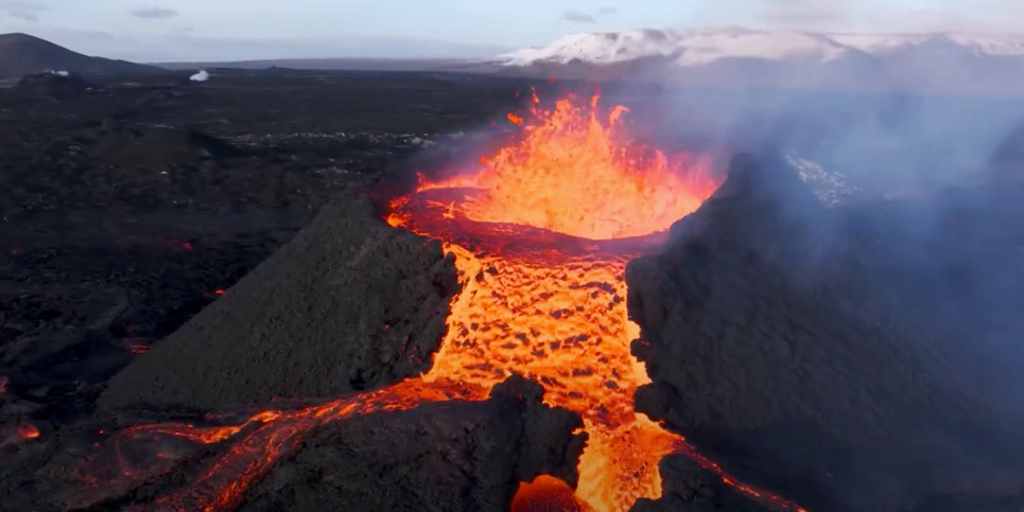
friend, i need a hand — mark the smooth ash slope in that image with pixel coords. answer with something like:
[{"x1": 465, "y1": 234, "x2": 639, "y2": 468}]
[{"x1": 98, "y1": 190, "x2": 458, "y2": 410}]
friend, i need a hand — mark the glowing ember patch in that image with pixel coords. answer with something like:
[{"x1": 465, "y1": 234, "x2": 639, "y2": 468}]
[
  {"x1": 122, "y1": 339, "x2": 151, "y2": 355},
  {"x1": 17, "y1": 424, "x2": 40, "y2": 439}
]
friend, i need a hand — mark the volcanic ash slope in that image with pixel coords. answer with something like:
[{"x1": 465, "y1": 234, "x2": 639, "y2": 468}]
[
  {"x1": 98, "y1": 190, "x2": 459, "y2": 411},
  {"x1": 626, "y1": 151, "x2": 1024, "y2": 512}
]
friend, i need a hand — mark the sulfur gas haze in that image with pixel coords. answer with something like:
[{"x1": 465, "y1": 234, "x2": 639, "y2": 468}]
[
  {"x1": 653, "y1": 62, "x2": 1024, "y2": 378},
  {"x1": 667, "y1": 89, "x2": 1024, "y2": 193},
  {"x1": 637, "y1": 59, "x2": 1024, "y2": 510}
]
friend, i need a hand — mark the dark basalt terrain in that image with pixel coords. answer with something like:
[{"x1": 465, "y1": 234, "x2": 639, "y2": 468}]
[
  {"x1": 0, "y1": 69, "x2": 590, "y2": 512},
  {"x1": 0, "y1": 69, "x2": 534, "y2": 425},
  {"x1": 627, "y1": 150, "x2": 1024, "y2": 512},
  {"x1": 3, "y1": 64, "x2": 1024, "y2": 512}
]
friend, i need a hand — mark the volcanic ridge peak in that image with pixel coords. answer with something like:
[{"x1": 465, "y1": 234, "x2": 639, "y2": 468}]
[
  {"x1": 627, "y1": 150, "x2": 1024, "y2": 511},
  {"x1": 664, "y1": 149, "x2": 822, "y2": 248}
]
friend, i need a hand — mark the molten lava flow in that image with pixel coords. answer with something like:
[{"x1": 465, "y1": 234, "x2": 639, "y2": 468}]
[
  {"x1": 397, "y1": 234, "x2": 681, "y2": 512},
  {"x1": 70, "y1": 380, "x2": 489, "y2": 511},
  {"x1": 74, "y1": 91, "x2": 806, "y2": 512},
  {"x1": 381, "y1": 91, "x2": 710, "y2": 510}
]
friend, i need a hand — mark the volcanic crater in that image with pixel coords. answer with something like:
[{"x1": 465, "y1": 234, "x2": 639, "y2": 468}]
[{"x1": 83, "y1": 90, "x2": 791, "y2": 512}]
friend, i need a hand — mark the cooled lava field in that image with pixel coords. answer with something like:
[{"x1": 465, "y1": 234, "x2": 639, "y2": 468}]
[{"x1": 3, "y1": 69, "x2": 1024, "y2": 512}]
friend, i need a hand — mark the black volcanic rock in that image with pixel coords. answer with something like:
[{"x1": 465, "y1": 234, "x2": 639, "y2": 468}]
[
  {"x1": 14, "y1": 71, "x2": 92, "y2": 98},
  {"x1": 0, "y1": 33, "x2": 162, "y2": 78},
  {"x1": 89, "y1": 126, "x2": 243, "y2": 166},
  {"x1": 96, "y1": 189, "x2": 459, "y2": 411},
  {"x1": 627, "y1": 151, "x2": 1024, "y2": 512},
  {"x1": 630, "y1": 455, "x2": 779, "y2": 512},
  {"x1": 237, "y1": 376, "x2": 586, "y2": 512}
]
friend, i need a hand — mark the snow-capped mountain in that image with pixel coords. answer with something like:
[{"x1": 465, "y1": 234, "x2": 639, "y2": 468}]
[
  {"x1": 831, "y1": 32, "x2": 1024, "y2": 56},
  {"x1": 502, "y1": 27, "x2": 862, "y2": 66},
  {"x1": 494, "y1": 28, "x2": 1024, "y2": 95},
  {"x1": 501, "y1": 27, "x2": 1024, "y2": 66}
]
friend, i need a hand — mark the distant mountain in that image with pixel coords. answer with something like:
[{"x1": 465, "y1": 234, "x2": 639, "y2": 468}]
[
  {"x1": 0, "y1": 33, "x2": 163, "y2": 78},
  {"x1": 154, "y1": 58, "x2": 473, "y2": 72},
  {"x1": 491, "y1": 28, "x2": 1024, "y2": 96}
]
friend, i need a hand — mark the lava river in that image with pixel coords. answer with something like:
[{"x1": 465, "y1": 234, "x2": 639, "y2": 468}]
[{"x1": 70, "y1": 91, "x2": 807, "y2": 512}]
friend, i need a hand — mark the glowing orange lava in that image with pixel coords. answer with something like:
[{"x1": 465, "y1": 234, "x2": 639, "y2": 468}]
[
  {"x1": 72, "y1": 91, "x2": 806, "y2": 512},
  {"x1": 385, "y1": 91, "x2": 717, "y2": 512},
  {"x1": 392, "y1": 92, "x2": 717, "y2": 240}
]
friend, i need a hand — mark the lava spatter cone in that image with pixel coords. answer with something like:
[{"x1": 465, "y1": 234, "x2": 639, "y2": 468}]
[{"x1": 80, "y1": 91, "x2": 806, "y2": 512}]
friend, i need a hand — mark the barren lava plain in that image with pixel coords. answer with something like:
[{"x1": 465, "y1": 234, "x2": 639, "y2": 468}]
[{"x1": 2, "y1": 69, "x2": 1024, "y2": 512}]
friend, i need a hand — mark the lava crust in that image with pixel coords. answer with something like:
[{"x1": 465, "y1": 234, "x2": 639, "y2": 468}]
[
  {"x1": 97, "y1": 190, "x2": 459, "y2": 411},
  {"x1": 1, "y1": 376, "x2": 585, "y2": 512},
  {"x1": 235, "y1": 376, "x2": 586, "y2": 512},
  {"x1": 630, "y1": 455, "x2": 787, "y2": 512}
]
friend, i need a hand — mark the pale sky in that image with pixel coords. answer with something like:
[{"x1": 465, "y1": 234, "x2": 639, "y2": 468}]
[{"x1": 0, "y1": 0, "x2": 1017, "y2": 62}]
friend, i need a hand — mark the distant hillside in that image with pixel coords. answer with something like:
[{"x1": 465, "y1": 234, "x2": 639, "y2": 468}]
[
  {"x1": 0, "y1": 33, "x2": 164, "y2": 78},
  {"x1": 154, "y1": 58, "x2": 479, "y2": 72}
]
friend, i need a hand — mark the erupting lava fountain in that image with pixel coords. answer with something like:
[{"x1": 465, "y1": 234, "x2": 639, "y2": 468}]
[
  {"x1": 388, "y1": 90, "x2": 718, "y2": 511},
  {"x1": 74, "y1": 90, "x2": 809, "y2": 512}
]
